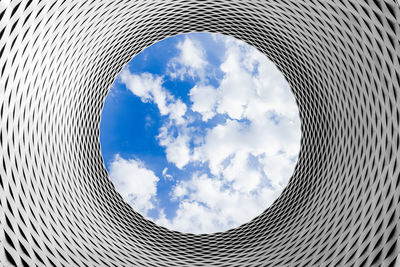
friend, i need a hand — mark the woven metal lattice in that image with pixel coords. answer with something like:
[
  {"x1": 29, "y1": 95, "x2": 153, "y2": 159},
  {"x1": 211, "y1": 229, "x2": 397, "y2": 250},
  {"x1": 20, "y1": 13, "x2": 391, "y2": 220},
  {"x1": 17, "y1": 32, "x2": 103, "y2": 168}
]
[{"x1": 1, "y1": 1, "x2": 400, "y2": 266}]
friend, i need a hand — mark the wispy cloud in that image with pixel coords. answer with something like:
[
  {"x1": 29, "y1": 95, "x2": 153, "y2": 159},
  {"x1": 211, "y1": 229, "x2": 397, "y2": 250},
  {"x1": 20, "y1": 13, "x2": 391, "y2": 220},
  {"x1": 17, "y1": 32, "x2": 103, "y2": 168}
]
[
  {"x1": 108, "y1": 155, "x2": 159, "y2": 216},
  {"x1": 189, "y1": 84, "x2": 218, "y2": 121},
  {"x1": 167, "y1": 37, "x2": 208, "y2": 80},
  {"x1": 119, "y1": 71, "x2": 187, "y2": 124},
  {"x1": 156, "y1": 173, "x2": 281, "y2": 234},
  {"x1": 112, "y1": 33, "x2": 300, "y2": 234},
  {"x1": 157, "y1": 35, "x2": 300, "y2": 233}
]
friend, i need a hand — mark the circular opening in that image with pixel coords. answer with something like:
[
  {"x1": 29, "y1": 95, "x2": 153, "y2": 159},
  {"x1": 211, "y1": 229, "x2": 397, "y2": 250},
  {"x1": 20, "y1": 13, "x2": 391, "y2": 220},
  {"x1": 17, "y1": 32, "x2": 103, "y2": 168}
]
[{"x1": 100, "y1": 32, "x2": 301, "y2": 234}]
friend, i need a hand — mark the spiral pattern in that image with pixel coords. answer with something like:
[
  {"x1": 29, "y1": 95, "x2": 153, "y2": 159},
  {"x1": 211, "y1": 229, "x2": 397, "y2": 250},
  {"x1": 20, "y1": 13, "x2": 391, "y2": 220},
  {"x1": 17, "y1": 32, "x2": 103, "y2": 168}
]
[{"x1": 1, "y1": 1, "x2": 399, "y2": 266}]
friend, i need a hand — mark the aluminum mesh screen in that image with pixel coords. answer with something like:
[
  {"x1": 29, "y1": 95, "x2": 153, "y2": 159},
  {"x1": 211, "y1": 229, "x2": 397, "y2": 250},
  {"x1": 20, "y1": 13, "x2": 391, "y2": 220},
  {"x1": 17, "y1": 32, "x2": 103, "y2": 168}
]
[{"x1": 1, "y1": 0, "x2": 400, "y2": 266}]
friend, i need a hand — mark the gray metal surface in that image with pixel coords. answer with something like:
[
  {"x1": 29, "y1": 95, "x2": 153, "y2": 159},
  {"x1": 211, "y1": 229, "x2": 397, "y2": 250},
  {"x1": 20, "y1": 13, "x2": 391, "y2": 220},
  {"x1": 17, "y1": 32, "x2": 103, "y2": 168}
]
[{"x1": 0, "y1": 0, "x2": 399, "y2": 266}]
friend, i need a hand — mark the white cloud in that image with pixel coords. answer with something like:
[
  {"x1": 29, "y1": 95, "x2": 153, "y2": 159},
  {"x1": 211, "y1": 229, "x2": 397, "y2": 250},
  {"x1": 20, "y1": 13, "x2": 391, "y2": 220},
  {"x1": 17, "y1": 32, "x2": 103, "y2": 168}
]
[
  {"x1": 108, "y1": 155, "x2": 159, "y2": 216},
  {"x1": 155, "y1": 35, "x2": 301, "y2": 233},
  {"x1": 166, "y1": 99, "x2": 187, "y2": 124},
  {"x1": 177, "y1": 37, "x2": 207, "y2": 69},
  {"x1": 167, "y1": 37, "x2": 207, "y2": 80},
  {"x1": 118, "y1": 70, "x2": 192, "y2": 168},
  {"x1": 156, "y1": 173, "x2": 281, "y2": 234},
  {"x1": 119, "y1": 70, "x2": 187, "y2": 124},
  {"x1": 260, "y1": 153, "x2": 298, "y2": 190},
  {"x1": 192, "y1": 36, "x2": 301, "y2": 179},
  {"x1": 216, "y1": 43, "x2": 257, "y2": 120},
  {"x1": 162, "y1": 167, "x2": 173, "y2": 181},
  {"x1": 157, "y1": 200, "x2": 222, "y2": 234},
  {"x1": 119, "y1": 71, "x2": 161, "y2": 104},
  {"x1": 189, "y1": 85, "x2": 218, "y2": 121},
  {"x1": 114, "y1": 34, "x2": 301, "y2": 234},
  {"x1": 157, "y1": 126, "x2": 192, "y2": 169}
]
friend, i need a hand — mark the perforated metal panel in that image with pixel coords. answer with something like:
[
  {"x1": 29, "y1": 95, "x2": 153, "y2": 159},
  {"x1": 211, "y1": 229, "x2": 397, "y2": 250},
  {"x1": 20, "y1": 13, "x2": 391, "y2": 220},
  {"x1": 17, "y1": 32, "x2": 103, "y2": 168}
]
[{"x1": 1, "y1": 1, "x2": 400, "y2": 266}]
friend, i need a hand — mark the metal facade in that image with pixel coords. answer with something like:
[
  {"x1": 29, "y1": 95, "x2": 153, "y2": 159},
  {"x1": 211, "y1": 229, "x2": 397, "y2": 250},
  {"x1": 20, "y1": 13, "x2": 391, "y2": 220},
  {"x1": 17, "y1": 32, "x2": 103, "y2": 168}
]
[{"x1": 0, "y1": 1, "x2": 399, "y2": 266}]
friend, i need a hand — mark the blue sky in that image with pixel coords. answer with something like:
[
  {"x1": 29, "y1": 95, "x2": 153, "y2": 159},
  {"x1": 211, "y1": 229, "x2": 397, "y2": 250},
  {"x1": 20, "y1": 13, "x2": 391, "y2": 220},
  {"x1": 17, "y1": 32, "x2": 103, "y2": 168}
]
[{"x1": 100, "y1": 33, "x2": 301, "y2": 234}]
